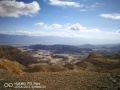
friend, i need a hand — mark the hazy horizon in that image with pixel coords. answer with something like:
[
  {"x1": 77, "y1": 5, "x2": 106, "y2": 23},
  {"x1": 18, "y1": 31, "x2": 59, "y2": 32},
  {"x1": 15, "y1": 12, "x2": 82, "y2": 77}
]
[{"x1": 0, "y1": 33, "x2": 120, "y2": 46}]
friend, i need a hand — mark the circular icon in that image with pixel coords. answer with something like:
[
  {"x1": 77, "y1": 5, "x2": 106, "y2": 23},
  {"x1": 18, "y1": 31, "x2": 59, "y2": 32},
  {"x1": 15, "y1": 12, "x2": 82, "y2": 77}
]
[{"x1": 4, "y1": 83, "x2": 13, "y2": 87}]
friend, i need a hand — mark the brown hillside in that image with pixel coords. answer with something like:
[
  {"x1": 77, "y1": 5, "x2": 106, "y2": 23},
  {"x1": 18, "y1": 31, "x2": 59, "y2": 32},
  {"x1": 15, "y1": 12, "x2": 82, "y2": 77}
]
[
  {"x1": 0, "y1": 46, "x2": 37, "y2": 66},
  {"x1": 0, "y1": 59, "x2": 25, "y2": 75},
  {"x1": 76, "y1": 52, "x2": 120, "y2": 74},
  {"x1": 23, "y1": 63, "x2": 67, "y2": 73}
]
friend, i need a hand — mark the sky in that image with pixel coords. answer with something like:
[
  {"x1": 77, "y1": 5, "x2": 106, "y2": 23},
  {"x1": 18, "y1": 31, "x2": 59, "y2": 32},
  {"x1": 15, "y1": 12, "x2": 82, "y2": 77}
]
[{"x1": 0, "y1": 0, "x2": 120, "y2": 44}]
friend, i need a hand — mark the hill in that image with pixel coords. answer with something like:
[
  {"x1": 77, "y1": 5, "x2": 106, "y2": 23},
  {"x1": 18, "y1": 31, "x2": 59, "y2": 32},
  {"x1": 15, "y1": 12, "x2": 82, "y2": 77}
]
[
  {"x1": 23, "y1": 63, "x2": 67, "y2": 73},
  {"x1": 0, "y1": 59, "x2": 25, "y2": 75},
  {"x1": 79, "y1": 44, "x2": 96, "y2": 49},
  {"x1": 0, "y1": 45, "x2": 37, "y2": 66},
  {"x1": 0, "y1": 58, "x2": 67, "y2": 74},
  {"x1": 76, "y1": 52, "x2": 120, "y2": 74}
]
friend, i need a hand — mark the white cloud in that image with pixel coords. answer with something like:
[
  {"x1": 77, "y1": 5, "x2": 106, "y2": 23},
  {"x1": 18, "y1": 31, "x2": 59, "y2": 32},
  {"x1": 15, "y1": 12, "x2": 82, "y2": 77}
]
[
  {"x1": 90, "y1": 3, "x2": 101, "y2": 8},
  {"x1": 0, "y1": 30, "x2": 72, "y2": 37},
  {"x1": 0, "y1": 1, "x2": 40, "y2": 17},
  {"x1": 1, "y1": 29, "x2": 119, "y2": 41},
  {"x1": 88, "y1": 28, "x2": 100, "y2": 32},
  {"x1": 66, "y1": 23, "x2": 101, "y2": 33},
  {"x1": 35, "y1": 22, "x2": 101, "y2": 33},
  {"x1": 35, "y1": 22, "x2": 45, "y2": 26},
  {"x1": 100, "y1": 14, "x2": 120, "y2": 20},
  {"x1": 35, "y1": 22, "x2": 62, "y2": 29},
  {"x1": 48, "y1": 0, "x2": 83, "y2": 8},
  {"x1": 116, "y1": 30, "x2": 120, "y2": 33},
  {"x1": 80, "y1": 2, "x2": 104, "y2": 12},
  {"x1": 50, "y1": 24, "x2": 62, "y2": 28},
  {"x1": 67, "y1": 23, "x2": 86, "y2": 31},
  {"x1": 0, "y1": 30, "x2": 45, "y2": 36},
  {"x1": 80, "y1": 2, "x2": 103, "y2": 12}
]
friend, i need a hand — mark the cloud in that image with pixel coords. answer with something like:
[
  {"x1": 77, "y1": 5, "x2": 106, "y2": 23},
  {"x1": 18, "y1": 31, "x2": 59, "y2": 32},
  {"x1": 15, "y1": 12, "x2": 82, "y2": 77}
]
[
  {"x1": 48, "y1": 0, "x2": 83, "y2": 8},
  {"x1": 100, "y1": 14, "x2": 120, "y2": 20},
  {"x1": 0, "y1": 30, "x2": 45, "y2": 36},
  {"x1": 50, "y1": 24, "x2": 62, "y2": 28},
  {"x1": 35, "y1": 22, "x2": 100, "y2": 33},
  {"x1": 1, "y1": 29, "x2": 119, "y2": 41},
  {"x1": 66, "y1": 23, "x2": 101, "y2": 33},
  {"x1": 80, "y1": 9, "x2": 87, "y2": 12},
  {"x1": 116, "y1": 30, "x2": 120, "y2": 33},
  {"x1": 67, "y1": 23, "x2": 86, "y2": 31},
  {"x1": 0, "y1": 30, "x2": 72, "y2": 37},
  {"x1": 90, "y1": 3, "x2": 101, "y2": 8},
  {"x1": 80, "y1": 2, "x2": 102, "y2": 12},
  {"x1": 88, "y1": 29, "x2": 100, "y2": 32},
  {"x1": 35, "y1": 22, "x2": 62, "y2": 29},
  {"x1": 0, "y1": 0, "x2": 40, "y2": 17},
  {"x1": 35, "y1": 22, "x2": 45, "y2": 26}
]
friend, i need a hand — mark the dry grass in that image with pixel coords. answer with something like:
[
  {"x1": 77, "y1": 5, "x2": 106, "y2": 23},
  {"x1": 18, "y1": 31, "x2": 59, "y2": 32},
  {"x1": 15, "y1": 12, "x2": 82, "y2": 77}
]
[
  {"x1": 0, "y1": 59, "x2": 25, "y2": 75},
  {"x1": 23, "y1": 63, "x2": 67, "y2": 73}
]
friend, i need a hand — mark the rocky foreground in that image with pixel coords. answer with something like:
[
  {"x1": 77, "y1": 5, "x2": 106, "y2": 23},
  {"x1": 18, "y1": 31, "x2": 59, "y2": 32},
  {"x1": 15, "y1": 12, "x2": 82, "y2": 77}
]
[{"x1": 0, "y1": 69, "x2": 120, "y2": 90}]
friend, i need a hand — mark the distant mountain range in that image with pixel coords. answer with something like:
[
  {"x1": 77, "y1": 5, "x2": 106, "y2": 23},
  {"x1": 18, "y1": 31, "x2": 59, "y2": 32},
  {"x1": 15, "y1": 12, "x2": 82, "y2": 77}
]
[
  {"x1": 79, "y1": 44, "x2": 120, "y2": 49},
  {"x1": 79, "y1": 44, "x2": 120, "y2": 54},
  {"x1": 28, "y1": 44, "x2": 93, "y2": 53},
  {"x1": 0, "y1": 33, "x2": 120, "y2": 54}
]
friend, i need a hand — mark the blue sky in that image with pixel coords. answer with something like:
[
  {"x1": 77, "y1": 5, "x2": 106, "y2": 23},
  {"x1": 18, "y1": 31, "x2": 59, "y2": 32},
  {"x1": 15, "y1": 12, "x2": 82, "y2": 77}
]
[{"x1": 0, "y1": 0, "x2": 120, "y2": 44}]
